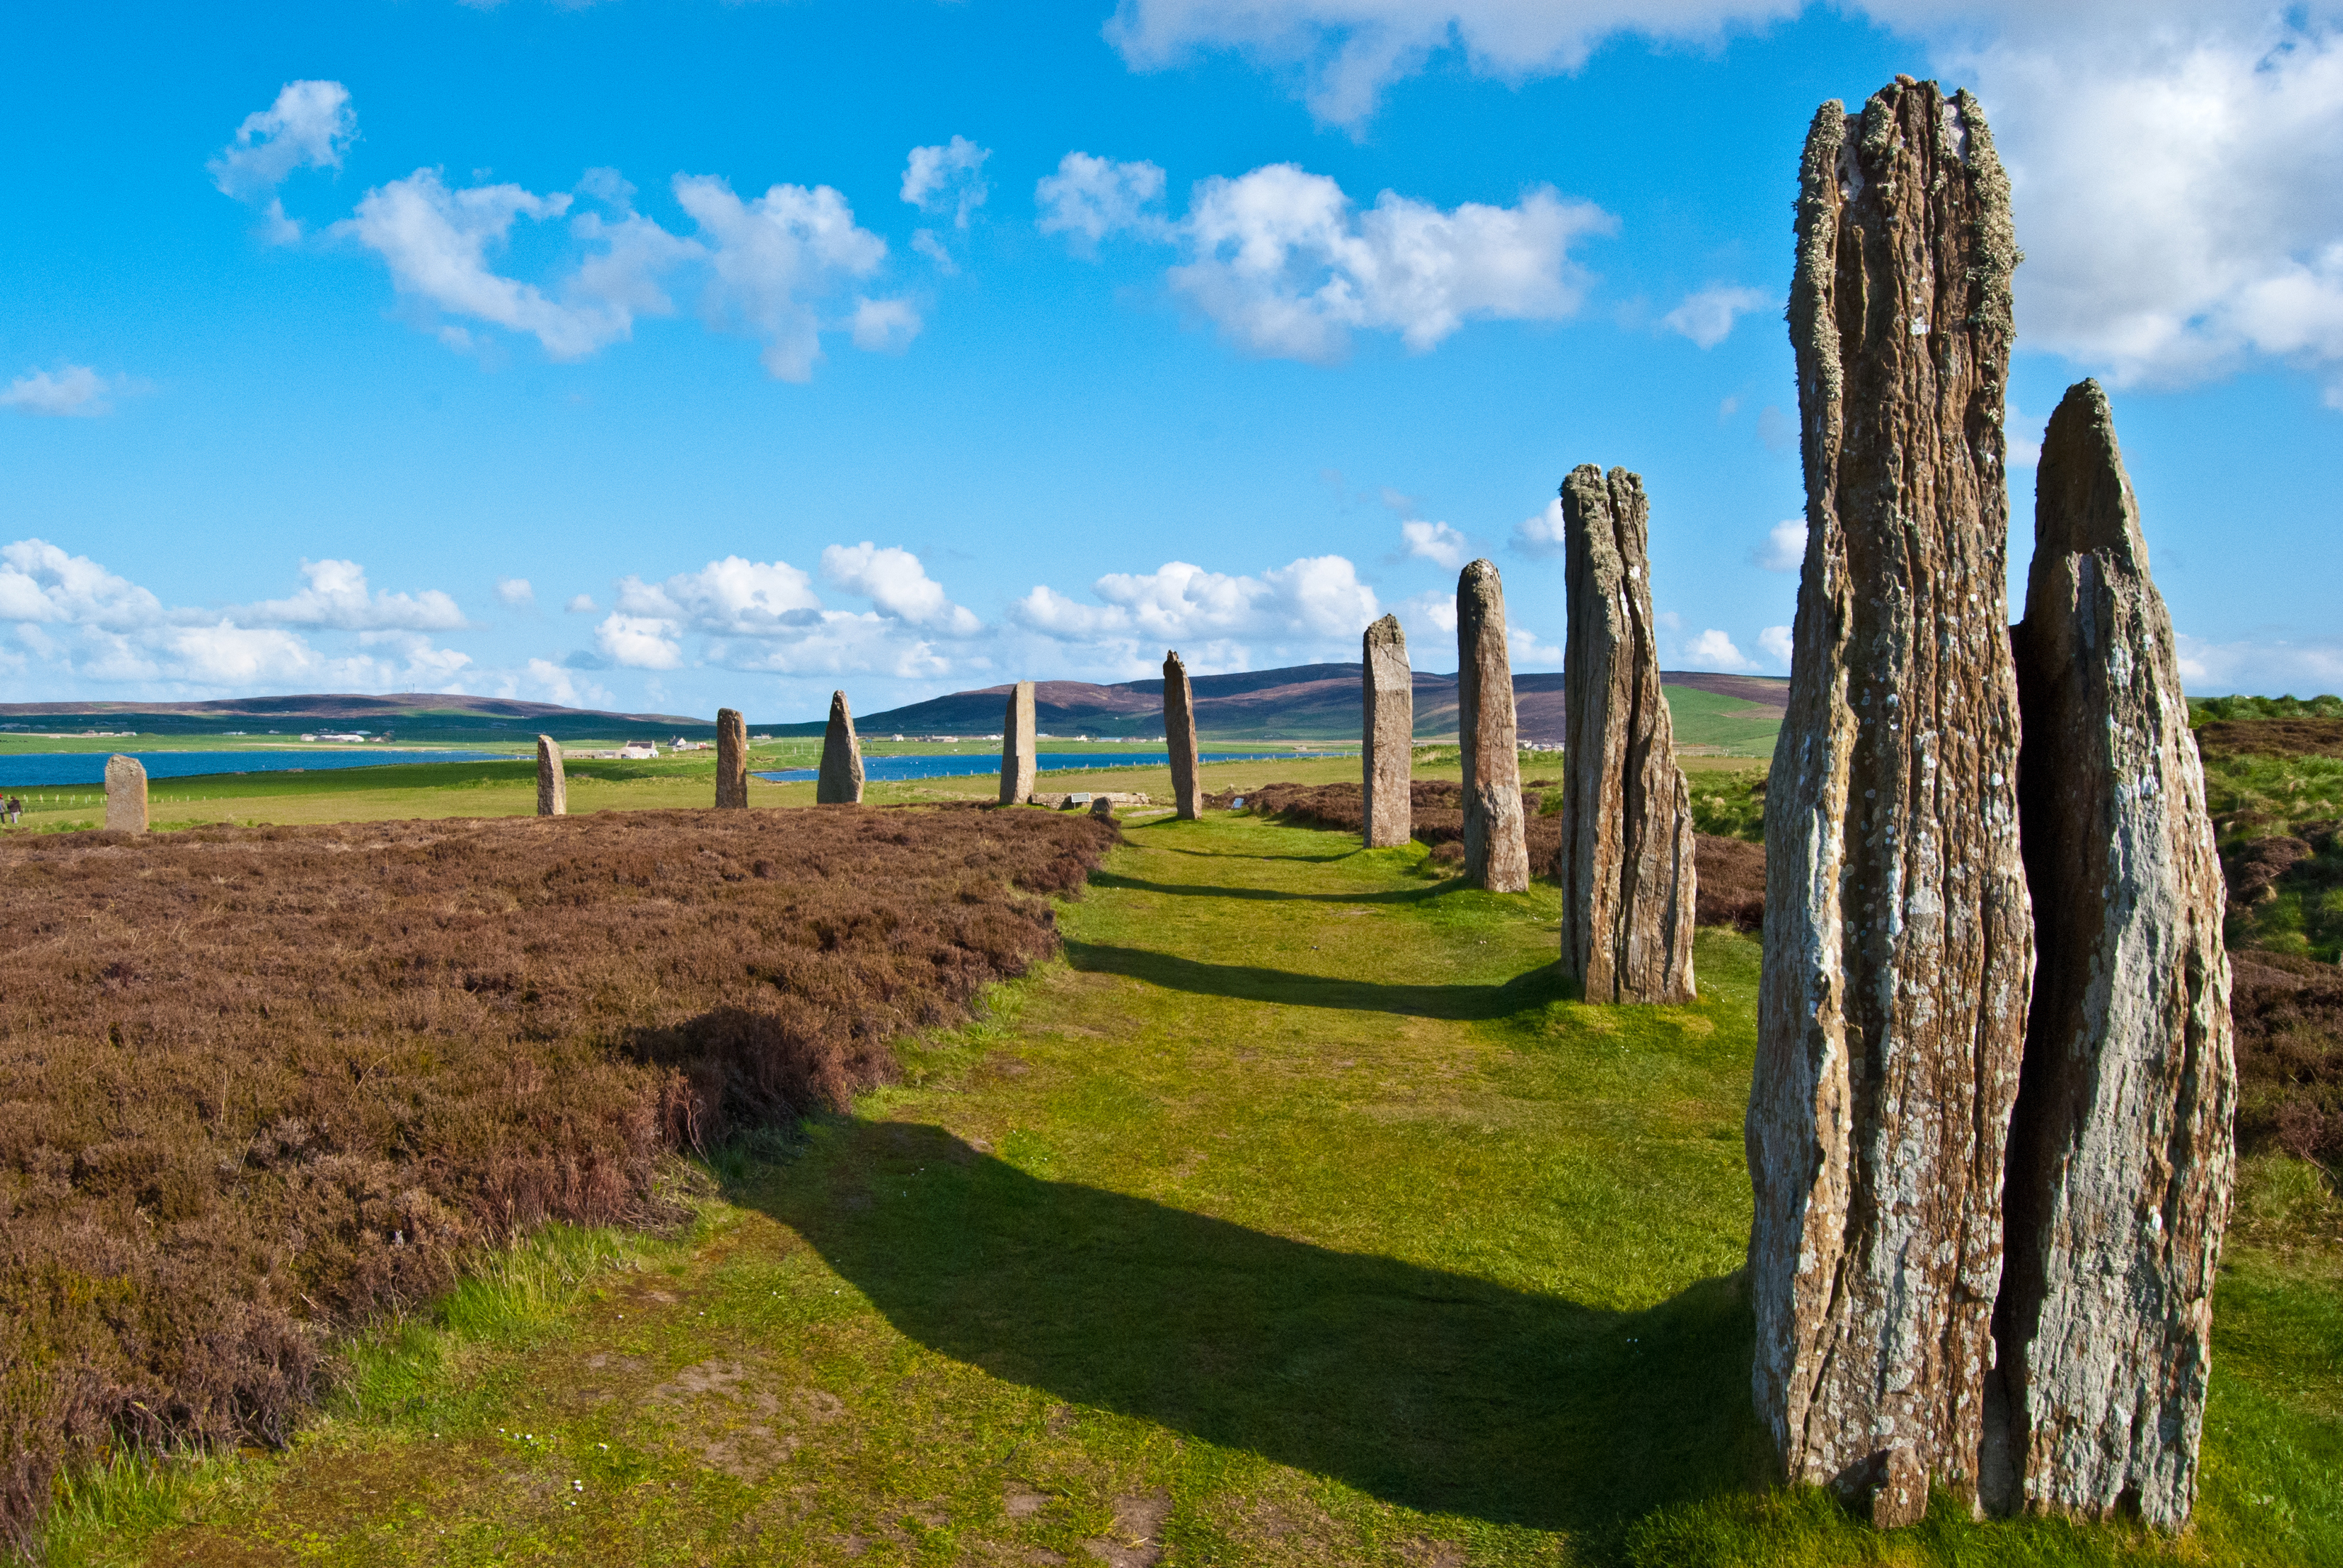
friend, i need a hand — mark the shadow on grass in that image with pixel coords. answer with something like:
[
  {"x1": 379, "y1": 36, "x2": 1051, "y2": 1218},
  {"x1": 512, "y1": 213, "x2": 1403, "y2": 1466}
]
[
  {"x1": 1064, "y1": 939, "x2": 1574, "y2": 1019},
  {"x1": 754, "y1": 1121, "x2": 1764, "y2": 1540},
  {"x1": 1085, "y1": 870, "x2": 1454, "y2": 906}
]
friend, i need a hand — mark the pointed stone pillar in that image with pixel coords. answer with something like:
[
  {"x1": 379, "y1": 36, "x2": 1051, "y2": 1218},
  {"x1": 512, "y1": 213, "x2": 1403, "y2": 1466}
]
[
  {"x1": 1557, "y1": 465, "x2": 1697, "y2": 1004},
  {"x1": 1362, "y1": 615, "x2": 1413, "y2": 849},
  {"x1": 1456, "y1": 560, "x2": 1528, "y2": 892},
  {"x1": 1001, "y1": 682, "x2": 1037, "y2": 805},
  {"x1": 715, "y1": 709, "x2": 749, "y2": 808},
  {"x1": 1994, "y1": 380, "x2": 2235, "y2": 1530},
  {"x1": 1164, "y1": 651, "x2": 1201, "y2": 820},
  {"x1": 816, "y1": 691, "x2": 864, "y2": 804},
  {"x1": 103, "y1": 754, "x2": 147, "y2": 833},
  {"x1": 1748, "y1": 79, "x2": 2031, "y2": 1526},
  {"x1": 535, "y1": 735, "x2": 567, "y2": 817}
]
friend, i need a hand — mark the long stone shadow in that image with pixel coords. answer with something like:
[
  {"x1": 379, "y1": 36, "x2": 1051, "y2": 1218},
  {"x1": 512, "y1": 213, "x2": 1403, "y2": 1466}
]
[
  {"x1": 1085, "y1": 870, "x2": 1453, "y2": 906},
  {"x1": 1064, "y1": 939, "x2": 1573, "y2": 1019},
  {"x1": 756, "y1": 1122, "x2": 1761, "y2": 1537}
]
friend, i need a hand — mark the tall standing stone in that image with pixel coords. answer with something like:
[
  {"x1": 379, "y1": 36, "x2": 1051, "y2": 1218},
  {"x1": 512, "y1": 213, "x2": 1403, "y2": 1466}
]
[
  {"x1": 103, "y1": 754, "x2": 147, "y2": 833},
  {"x1": 1361, "y1": 615, "x2": 1413, "y2": 849},
  {"x1": 1163, "y1": 651, "x2": 1201, "y2": 820},
  {"x1": 1557, "y1": 465, "x2": 1697, "y2": 1004},
  {"x1": 817, "y1": 691, "x2": 864, "y2": 805},
  {"x1": 1456, "y1": 560, "x2": 1528, "y2": 892},
  {"x1": 535, "y1": 735, "x2": 567, "y2": 817},
  {"x1": 1748, "y1": 79, "x2": 2030, "y2": 1525},
  {"x1": 1993, "y1": 380, "x2": 2235, "y2": 1530},
  {"x1": 1001, "y1": 682, "x2": 1037, "y2": 805},
  {"x1": 715, "y1": 709, "x2": 749, "y2": 809}
]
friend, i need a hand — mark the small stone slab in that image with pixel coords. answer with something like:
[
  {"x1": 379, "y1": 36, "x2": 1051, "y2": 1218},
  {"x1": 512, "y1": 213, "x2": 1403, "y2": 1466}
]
[
  {"x1": 715, "y1": 708, "x2": 748, "y2": 809},
  {"x1": 1001, "y1": 682, "x2": 1037, "y2": 805},
  {"x1": 1163, "y1": 651, "x2": 1202, "y2": 820},
  {"x1": 1456, "y1": 560, "x2": 1527, "y2": 891},
  {"x1": 816, "y1": 692, "x2": 864, "y2": 805},
  {"x1": 536, "y1": 734, "x2": 567, "y2": 817},
  {"x1": 1362, "y1": 613, "x2": 1412, "y2": 849},
  {"x1": 104, "y1": 754, "x2": 147, "y2": 833}
]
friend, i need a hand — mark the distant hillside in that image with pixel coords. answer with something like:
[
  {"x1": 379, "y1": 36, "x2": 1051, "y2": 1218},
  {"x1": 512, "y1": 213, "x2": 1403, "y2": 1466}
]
[{"x1": 0, "y1": 693, "x2": 709, "y2": 744}]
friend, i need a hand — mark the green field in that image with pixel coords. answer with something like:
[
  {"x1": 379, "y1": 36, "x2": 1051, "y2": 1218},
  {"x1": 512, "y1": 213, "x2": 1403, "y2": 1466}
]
[
  {"x1": 1658, "y1": 689, "x2": 1783, "y2": 757},
  {"x1": 40, "y1": 784, "x2": 2342, "y2": 1566}
]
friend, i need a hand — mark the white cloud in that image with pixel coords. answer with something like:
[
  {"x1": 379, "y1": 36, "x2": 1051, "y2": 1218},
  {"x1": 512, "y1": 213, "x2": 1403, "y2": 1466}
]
[
  {"x1": 1661, "y1": 283, "x2": 1773, "y2": 348},
  {"x1": 1683, "y1": 627, "x2": 1757, "y2": 671},
  {"x1": 1400, "y1": 518, "x2": 1468, "y2": 569},
  {"x1": 820, "y1": 543, "x2": 979, "y2": 633},
  {"x1": 494, "y1": 576, "x2": 534, "y2": 605},
  {"x1": 210, "y1": 79, "x2": 355, "y2": 241},
  {"x1": 241, "y1": 558, "x2": 465, "y2": 631},
  {"x1": 1514, "y1": 494, "x2": 1567, "y2": 557},
  {"x1": 618, "y1": 556, "x2": 824, "y2": 635},
  {"x1": 1753, "y1": 518, "x2": 1805, "y2": 572},
  {"x1": 0, "y1": 540, "x2": 167, "y2": 629},
  {"x1": 498, "y1": 656, "x2": 608, "y2": 709},
  {"x1": 1011, "y1": 554, "x2": 1380, "y2": 671},
  {"x1": 1, "y1": 364, "x2": 123, "y2": 418},
  {"x1": 1036, "y1": 153, "x2": 1170, "y2": 252},
  {"x1": 674, "y1": 174, "x2": 891, "y2": 380},
  {"x1": 849, "y1": 296, "x2": 924, "y2": 353},
  {"x1": 901, "y1": 136, "x2": 991, "y2": 228},
  {"x1": 2172, "y1": 629, "x2": 2343, "y2": 694},
  {"x1": 595, "y1": 612, "x2": 683, "y2": 670},
  {"x1": 1758, "y1": 624, "x2": 1794, "y2": 668}
]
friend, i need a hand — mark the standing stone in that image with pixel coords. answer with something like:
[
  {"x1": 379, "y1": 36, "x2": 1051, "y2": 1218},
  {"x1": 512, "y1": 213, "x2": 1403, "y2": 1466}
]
[
  {"x1": 1557, "y1": 465, "x2": 1698, "y2": 1004},
  {"x1": 816, "y1": 691, "x2": 864, "y2": 805},
  {"x1": 1001, "y1": 682, "x2": 1037, "y2": 805},
  {"x1": 1163, "y1": 651, "x2": 1201, "y2": 820},
  {"x1": 1456, "y1": 560, "x2": 1528, "y2": 892},
  {"x1": 1994, "y1": 380, "x2": 2235, "y2": 1530},
  {"x1": 715, "y1": 709, "x2": 749, "y2": 809},
  {"x1": 535, "y1": 735, "x2": 567, "y2": 817},
  {"x1": 1748, "y1": 79, "x2": 2030, "y2": 1526},
  {"x1": 103, "y1": 754, "x2": 147, "y2": 833},
  {"x1": 1361, "y1": 615, "x2": 1412, "y2": 849}
]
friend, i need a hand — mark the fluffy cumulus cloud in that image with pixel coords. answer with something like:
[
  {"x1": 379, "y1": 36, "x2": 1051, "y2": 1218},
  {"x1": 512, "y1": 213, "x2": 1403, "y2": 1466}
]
[
  {"x1": 1661, "y1": 283, "x2": 1774, "y2": 348},
  {"x1": 1, "y1": 364, "x2": 128, "y2": 418},
  {"x1": 209, "y1": 78, "x2": 356, "y2": 241},
  {"x1": 820, "y1": 544, "x2": 980, "y2": 634},
  {"x1": 901, "y1": 136, "x2": 992, "y2": 228},
  {"x1": 674, "y1": 175, "x2": 900, "y2": 380},
  {"x1": 1683, "y1": 626, "x2": 1757, "y2": 671},
  {"x1": 1752, "y1": 518, "x2": 1805, "y2": 572},
  {"x1": 1036, "y1": 153, "x2": 1171, "y2": 250},
  {"x1": 1011, "y1": 555, "x2": 1381, "y2": 672},
  {"x1": 1758, "y1": 624, "x2": 1795, "y2": 668},
  {"x1": 1513, "y1": 495, "x2": 1567, "y2": 557},
  {"x1": 1399, "y1": 518, "x2": 1468, "y2": 569},
  {"x1": 0, "y1": 539, "x2": 470, "y2": 695},
  {"x1": 494, "y1": 576, "x2": 534, "y2": 605}
]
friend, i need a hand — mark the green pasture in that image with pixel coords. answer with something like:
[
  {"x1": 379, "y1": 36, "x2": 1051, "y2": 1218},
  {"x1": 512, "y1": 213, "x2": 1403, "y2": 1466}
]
[
  {"x1": 1657, "y1": 689, "x2": 1782, "y2": 757},
  {"x1": 46, "y1": 805, "x2": 2341, "y2": 1567}
]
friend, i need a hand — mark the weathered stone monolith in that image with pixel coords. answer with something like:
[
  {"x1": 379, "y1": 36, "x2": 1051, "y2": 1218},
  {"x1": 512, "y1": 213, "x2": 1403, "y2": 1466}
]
[
  {"x1": 103, "y1": 754, "x2": 147, "y2": 833},
  {"x1": 1362, "y1": 615, "x2": 1412, "y2": 849},
  {"x1": 1748, "y1": 78, "x2": 2031, "y2": 1527},
  {"x1": 1992, "y1": 380, "x2": 2235, "y2": 1530},
  {"x1": 1164, "y1": 651, "x2": 1201, "y2": 820},
  {"x1": 1557, "y1": 465, "x2": 1697, "y2": 1004},
  {"x1": 535, "y1": 734, "x2": 567, "y2": 817},
  {"x1": 1456, "y1": 560, "x2": 1528, "y2": 892},
  {"x1": 817, "y1": 691, "x2": 863, "y2": 804},
  {"x1": 1001, "y1": 682, "x2": 1037, "y2": 805},
  {"x1": 715, "y1": 709, "x2": 749, "y2": 809}
]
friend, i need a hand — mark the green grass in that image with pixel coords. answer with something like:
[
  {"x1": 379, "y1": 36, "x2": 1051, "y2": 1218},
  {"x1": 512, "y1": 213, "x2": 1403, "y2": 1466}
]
[
  {"x1": 38, "y1": 811, "x2": 2343, "y2": 1565},
  {"x1": 1660, "y1": 690, "x2": 1782, "y2": 758}
]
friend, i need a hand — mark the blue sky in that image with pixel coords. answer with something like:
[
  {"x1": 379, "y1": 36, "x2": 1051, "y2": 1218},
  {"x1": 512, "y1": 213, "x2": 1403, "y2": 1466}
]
[{"x1": 5, "y1": 1, "x2": 2341, "y2": 722}]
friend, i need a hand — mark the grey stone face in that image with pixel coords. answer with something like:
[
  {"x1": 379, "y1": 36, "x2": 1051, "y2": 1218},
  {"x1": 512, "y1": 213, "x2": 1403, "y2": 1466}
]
[
  {"x1": 536, "y1": 735, "x2": 568, "y2": 817},
  {"x1": 103, "y1": 754, "x2": 148, "y2": 834},
  {"x1": 1361, "y1": 615, "x2": 1413, "y2": 849},
  {"x1": 1163, "y1": 652, "x2": 1201, "y2": 820},
  {"x1": 1001, "y1": 682, "x2": 1038, "y2": 805},
  {"x1": 817, "y1": 691, "x2": 865, "y2": 805},
  {"x1": 1557, "y1": 465, "x2": 1697, "y2": 1004},
  {"x1": 715, "y1": 709, "x2": 749, "y2": 809},
  {"x1": 1456, "y1": 560, "x2": 1528, "y2": 891},
  {"x1": 1749, "y1": 79, "x2": 2031, "y2": 1524},
  {"x1": 1994, "y1": 380, "x2": 2235, "y2": 1531}
]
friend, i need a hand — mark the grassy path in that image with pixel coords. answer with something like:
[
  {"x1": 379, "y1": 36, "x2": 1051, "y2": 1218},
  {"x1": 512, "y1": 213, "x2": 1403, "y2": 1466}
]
[{"x1": 60, "y1": 813, "x2": 2342, "y2": 1565}]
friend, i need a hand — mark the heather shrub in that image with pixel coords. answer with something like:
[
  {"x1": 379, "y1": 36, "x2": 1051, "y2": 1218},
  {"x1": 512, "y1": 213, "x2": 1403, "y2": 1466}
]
[{"x1": 0, "y1": 804, "x2": 1112, "y2": 1551}]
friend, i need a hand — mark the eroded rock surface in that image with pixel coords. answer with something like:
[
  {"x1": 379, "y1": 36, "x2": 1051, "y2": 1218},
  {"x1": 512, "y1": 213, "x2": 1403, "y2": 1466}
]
[
  {"x1": 1165, "y1": 651, "x2": 1202, "y2": 821},
  {"x1": 536, "y1": 734, "x2": 567, "y2": 817},
  {"x1": 1995, "y1": 380, "x2": 2235, "y2": 1530},
  {"x1": 1748, "y1": 78, "x2": 2031, "y2": 1522},
  {"x1": 1557, "y1": 465, "x2": 1697, "y2": 1004},
  {"x1": 1456, "y1": 560, "x2": 1528, "y2": 892},
  {"x1": 1362, "y1": 614, "x2": 1413, "y2": 849},
  {"x1": 103, "y1": 753, "x2": 147, "y2": 834},
  {"x1": 716, "y1": 708, "x2": 748, "y2": 809},
  {"x1": 1001, "y1": 681, "x2": 1037, "y2": 805},
  {"x1": 817, "y1": 691, "x2": 865, "y2": 805}
]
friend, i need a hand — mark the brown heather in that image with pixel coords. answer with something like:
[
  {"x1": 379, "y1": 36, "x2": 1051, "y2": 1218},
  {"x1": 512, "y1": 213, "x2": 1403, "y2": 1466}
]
[{"x1": 0, "y1": 804, "x2": 1112, "y2": 1548}]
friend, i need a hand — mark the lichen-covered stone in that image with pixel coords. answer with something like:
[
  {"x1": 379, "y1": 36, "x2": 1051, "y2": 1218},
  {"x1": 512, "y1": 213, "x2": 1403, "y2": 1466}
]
[
  {"x1": 1001, "y1": 682, "x2": 1038, "y2": 805},
  {"x1": 1362, "y1": 615, "x2": 1413, "y2": 849},
  {"x1": 1456, "y1": 560, "x2": 1527, "y2": 892},
  {"x1": 103, "y1": 754, "x2": 147, "y2": 834},
  {"x1": 1557, "y1": 465, "x2": 1697, "y2": 1004},
  {"x1": 1748, "y1": 78, "x2": 2031, "y2": 1522},
  {"x1": 817, "y1": 691, "x2": 864, "y2": 805},
  {"x1": 1994, "y1": 380, "x2": 2235, "y2": 1530},
  {"x1": 1164, "y1": 652, "x2": 1201, "y2": 821},
  {"x1": 715, "y1": 708, "x2": 748, "y2": 809},
  {"x1": 536, "y1": 734, "x2": 567, "y2": 817}
]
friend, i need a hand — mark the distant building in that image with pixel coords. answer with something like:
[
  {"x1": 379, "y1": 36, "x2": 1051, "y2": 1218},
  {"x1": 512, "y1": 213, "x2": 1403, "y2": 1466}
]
[{"x1": 619, "y1": 740, "x2": 659, "y2": 759}]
